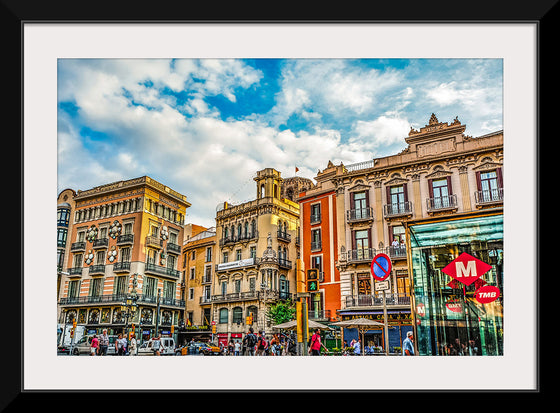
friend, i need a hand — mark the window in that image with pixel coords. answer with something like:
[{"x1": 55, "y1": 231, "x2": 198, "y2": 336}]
[
  {"x1": 190, "y1": 267, "x2": 195, "y2": 280},
  {"x1": 221, "y1": 281, "x2": 227, "y2": 296},
  {"x1": 249, "y1": 277, "x2": 256, "y2": 292},
  {"x1": 89, "y1": 278, "x2": 103, "y2": 297},
  {"x1": 120, "y1": 247, "x2": 130, "y2": 262},
  {"x1": 429, "y1": 177, "x2": 452, "y2": 209},
  {"x1": 311, "y1": 229, "x2": 321, "y2": 251},
  {"x1": 386, "y1": 184, "x2": 408, "y2": 215},
  {"x1": 163, "y1": 280, "x2": 175, "y2": 299},
  {"x1": 68, "y1": 280, "x2": 79, "y2": 298},
  {"x1": 311, "y1": 255, "x2": 323, "y2": 281},
  {"x1": 57, "y1": 228, "x2": 68, "y2": 248},
  {"x1": 351, "y1": 191, "x2": 369, "y2": 219},
  {"x1": 114, "y1": 276, "x2": 127, "y2": 295},
  {"x1": 250, "y1": 246, "x2": 256, "y2": 259},
  {"x1": 143, "y1": 277, "x2": 157, "y2": 297},
  {"x1": 191, "y1": 250, "x2": 196, "y2": 260},
  {"x1": 232, "y1": 307, "x2": 243, "y2": 324},
  {"x1": 310, "y1": 203, "x2": 321, "y2": 223},
  {"x1": 236, "y1": 249, "x2": 242, "y2": 261},
  {"x1": 476, "y1": 169, "x2": 503, "y2": 202},
  {"x1": 57, "y1": 208, "x2": 70, "y2": 226},
  {"x1": 124, "y1": 222, "x2": 133, "y2": 235},
  {"x1": 219, "y1": 308, "x2": 228, "y2": 324},
  {"x1": 204, "y1": 265, "x2": 212, "y2": 283},
  {"x1": 73, "y1": 254, "x2": 82, "y2": 268},
  {"x1": 96, "y1": 250, "x2": 105, "y2": 265},
  {"x1": 391, "y1": 226, "x2": 406, "y2": 244},
  {"x1": 235, "y1": 279, "x2": 241, "y2": 293},
  {"x1": 223, "y1": 252, "x2": 229, "y2": 263},
  {"x1": 188, "y1": 288, "x2": 194, "y2": 300},
  {"x1": 352, "y1": 229, "x2": 372, "y2": 260},
  {"x1": 206, "y1": 247, "x2": 212, "y2": 262}
]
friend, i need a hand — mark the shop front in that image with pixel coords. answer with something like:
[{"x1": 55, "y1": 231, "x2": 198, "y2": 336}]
[{"x1": 406, "y1": 212, "x2": 503, "y2": 356}]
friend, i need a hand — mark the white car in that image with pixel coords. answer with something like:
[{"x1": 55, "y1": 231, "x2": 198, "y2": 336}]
[{"x1": 137, "y1": 337, "x2": 176, "y2": 356}]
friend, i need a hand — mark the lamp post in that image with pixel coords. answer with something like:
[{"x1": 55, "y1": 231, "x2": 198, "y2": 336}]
[{"x1": 121, "y1": 274, "x2": 139, "y2": 345}]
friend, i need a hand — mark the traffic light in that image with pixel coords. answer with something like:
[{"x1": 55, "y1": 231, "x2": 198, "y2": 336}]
[{"x1": 306, "y1": 268, "x2": 319, "y2": 292}]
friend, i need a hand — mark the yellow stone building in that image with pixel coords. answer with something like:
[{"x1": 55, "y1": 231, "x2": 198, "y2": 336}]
[{"x1": 211, "y1": 168, "x2": 303, "y2": 346}]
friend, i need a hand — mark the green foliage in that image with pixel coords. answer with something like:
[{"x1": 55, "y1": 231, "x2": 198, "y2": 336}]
[{"x1": 265, "y1": 299, "x2": 296, "y2": 325}]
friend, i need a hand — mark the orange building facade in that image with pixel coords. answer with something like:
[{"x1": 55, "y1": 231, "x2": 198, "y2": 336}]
[
  {"x1": 298, "y1": 164, "x2": 341, "y2": 323},
  {"x1": 57, "y1": 176, "x2": 191, "y2": 343}
]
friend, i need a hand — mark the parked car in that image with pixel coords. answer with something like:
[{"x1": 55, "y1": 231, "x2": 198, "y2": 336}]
[
  {"x1": 175, "y1": 341, "x2": 222, "y2": 356},
  {"x1": 137, "y1": 337, "x2": 176, "y2": 356},
  {"x1": 71, "y1": 335, "x2": 95, "y2": 355},
  {"x1": 71, "y1": 334, "x2": 119, "y2": 355}
]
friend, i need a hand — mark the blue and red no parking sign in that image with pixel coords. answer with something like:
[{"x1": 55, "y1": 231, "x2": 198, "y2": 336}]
[{"x1": 371, "y1": 253, "x2": 392, "y2": 281}]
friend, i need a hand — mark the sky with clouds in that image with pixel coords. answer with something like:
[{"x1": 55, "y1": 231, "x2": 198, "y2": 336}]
[{"x1": 57, "y1": 58, "x2": 503, "y2": 228}]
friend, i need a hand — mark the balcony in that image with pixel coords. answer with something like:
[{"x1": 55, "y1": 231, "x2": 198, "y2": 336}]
[
  {"x1": 311, "y1": 241, "x2": 322, "y2": 251},
  {"x1": 68, "y1": 266, "x2": 83, "y2": 276},
  {"x1": 166, "y1": 242, "x2": 181, "y2": 254},
  {"x1": 278, "y1": 257, "x2": 292, "y2": 270},
  {"x1": 347, "y1": 207, "x2": 374, "y2": 223},
  {"x1": 88, "y1": 264, "x2": 105, "y2": 275},
  {"x1": 145, "y1": 235, "x2": 162, "y2": 248},
  {"x1": 145, "y1": 262, "x2": 181, "y2": 279},
  {"x1": 475, "y1": 188, "x2": 503, "y2": 206},
  {"x1": 308, "y1": 309, "x2": 331, "y2": 321},
  {"x1": 277, "y1": 231, "x2": 291, "y2": 243},
  {"x1": 386, "y1": 245, "x2": 407, "y2": 260},
  {"x1": 112, "y1": 261, "x2": 131, "y2": 273},
  {"x1": 347, "y1": 248, "x2": 375, "y2": 263},
  {"x1": 345, "y1": 293, "x2": 411, "y2": 308},
  {"x1": 220, "y1": 231, "x2": 259, "y2": 247},
  {"x1": 59, "y1": 293, "x2": 185, "y2": 308},
  {"x1": 383, "y1": 201, "x2": 413, "y2": 218},
  {"x1": 117, "y1": 234, "x2": 134, "y2": 245},
  {"x1": 70, "y1": 241, "x2": 86, "y2": 252},
  {"x1": 426, "y1": 194, "x2": 458, "y2": 212},
  {"x1": 92, "y1": 238, "x2": 108, "y2": 249}
]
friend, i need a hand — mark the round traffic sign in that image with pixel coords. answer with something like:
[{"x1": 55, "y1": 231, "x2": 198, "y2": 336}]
[{"x1": 371, "y1": 253, "x2": 392, "y2": 281}]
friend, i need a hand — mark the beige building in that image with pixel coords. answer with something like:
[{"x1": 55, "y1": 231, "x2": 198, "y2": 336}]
[
  {"x1": 211, "y1": 168, "x2": 304, "y2": 346},
  {"x1": 299, "y1": 113, "x2": 503, "y2": 351},
  {"x1": 181, "y1": 224, "x2": 217, "y2": 343}
]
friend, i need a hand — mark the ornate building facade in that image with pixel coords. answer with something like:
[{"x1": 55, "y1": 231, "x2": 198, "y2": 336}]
[
  {"x1": 57, "y1": 176, "x2": 191, "y2": 342},
  {"x1": 210, "y1": 168, "x2": 310, "y2": 347},
  {"x1": 298, "y1": 114, "x2": 504, "y2": 353}
]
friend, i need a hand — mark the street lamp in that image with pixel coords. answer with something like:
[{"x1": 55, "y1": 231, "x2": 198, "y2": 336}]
[{"x1": 121, "y1": 274, "x2": 139, "y2": 342}]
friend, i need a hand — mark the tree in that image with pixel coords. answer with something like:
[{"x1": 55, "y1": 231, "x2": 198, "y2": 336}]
[{"x1": 265, "y1": 299, "x2": 296, "y2": 325}]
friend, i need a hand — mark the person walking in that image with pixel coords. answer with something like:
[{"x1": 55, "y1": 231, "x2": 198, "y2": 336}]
[
  {"x1": 152, "y1": 334, "x2": 162, "y2": 356},
  {"x1": 256, "y1": 331, "x2": 267, "y2": 356},
  {"x1": 116, "y1": 333, "x2": 127, "y2": 356},
  {"x1": 243, "y1": 328, "x2": 257, "y2": 356},
  {"x1": 234, "y1": 340, "x2": 241, "y2": 356},
  {"x1": 308, "y1": 329, "x2": 328, "y2": 356},
  {"x1": 98, "y1": 329, "x2": 109, "y2": 356},
  {"x1": 128, "y1": 334, "x2": 137, "y2": 356},
  {"x1": 90, "y1": 334, "x2": 99, "y2": 356},
  {"x1": 402, "y1": 331, "x2": 414, "y2": 356}
]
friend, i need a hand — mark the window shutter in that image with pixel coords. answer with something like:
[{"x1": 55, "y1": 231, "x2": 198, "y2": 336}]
[
  {"x1": 446, "y1": 175, "x2": 453, "y2": 195},
  {"x1": 403, "y1": 183, "x2": 409, "y2": 202},
  {"x1": 496, "y1": 167, "x2": 503, "y2": 188},
  {"x1": 428, "y1": 179, "x2": 434, "y2": 199},
  {"x1": 476, "y1": 171, "x2": 482, "y2": 191}
]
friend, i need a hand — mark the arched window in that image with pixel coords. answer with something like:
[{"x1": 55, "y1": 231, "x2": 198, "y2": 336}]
[
  {"x1": 219, "y1": 308, "x2": 228, "y2": 324},
  {"x1": 244, "y1": 222, "x2": 249, "y2": 238},
  {"x1": 260, "y1": 184, "x2": 265, "y2": 198},
  {"x1": 232, "y1": 307, "x2": 243, "y2": 324},
  {"x1": 251, "y1": 220, "x2": 256, "y2": 237}
]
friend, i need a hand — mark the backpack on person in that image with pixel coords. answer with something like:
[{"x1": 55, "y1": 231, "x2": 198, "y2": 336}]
[{"x1": 246, "y1": 333, "x2": 257, "y2": 348}]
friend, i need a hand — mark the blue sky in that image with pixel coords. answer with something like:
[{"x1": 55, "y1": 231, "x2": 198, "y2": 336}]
[{"x1": 57, "y1": 58, "x2": 503, "y2": 228}]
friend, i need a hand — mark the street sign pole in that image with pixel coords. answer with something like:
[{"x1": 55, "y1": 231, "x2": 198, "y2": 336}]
[
  {"x1": 382, "y1": 289, "x2": 389, "y2": 355},
  {"x1": 372, "y1": 253, "x2": 392, "y2": 356}
]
